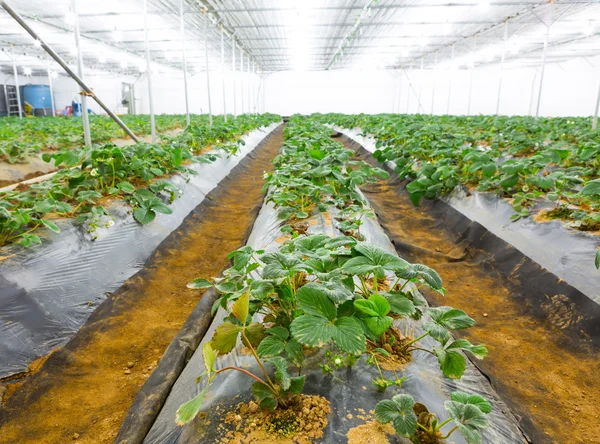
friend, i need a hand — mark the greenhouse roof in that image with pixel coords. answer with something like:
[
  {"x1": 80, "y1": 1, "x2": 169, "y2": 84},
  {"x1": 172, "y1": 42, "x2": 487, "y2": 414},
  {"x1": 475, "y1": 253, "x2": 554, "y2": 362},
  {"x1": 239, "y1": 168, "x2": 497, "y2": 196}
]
[{"x1": 0, "y1": 0, "x2": 600, "y2": 77}]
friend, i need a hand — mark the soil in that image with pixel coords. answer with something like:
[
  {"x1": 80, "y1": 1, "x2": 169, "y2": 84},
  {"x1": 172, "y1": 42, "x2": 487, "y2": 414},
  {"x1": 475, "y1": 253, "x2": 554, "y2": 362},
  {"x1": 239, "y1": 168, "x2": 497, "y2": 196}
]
[
  {"x1": 369, "y1": 327, "x2": 413, "y2": 371},
  {"x1": 345, "y1": 138, "x2": 600, "y2": 444},
  {"x1": 215, "y1": 395, "x2": 330, "y2": 444},
  {"x1": 347, "y1": 420, "x2": 394, "y2": 444},
  {"x1": 0, "y1": 125, "x2": 285, "y2": 444}
]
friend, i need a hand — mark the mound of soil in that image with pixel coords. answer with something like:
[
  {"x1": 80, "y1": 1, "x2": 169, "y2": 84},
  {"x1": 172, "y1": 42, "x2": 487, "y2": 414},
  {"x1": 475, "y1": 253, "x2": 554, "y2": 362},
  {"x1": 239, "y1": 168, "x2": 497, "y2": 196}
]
[{"x1": 217, "y1": 395, "x2": 330, "y2": 444}]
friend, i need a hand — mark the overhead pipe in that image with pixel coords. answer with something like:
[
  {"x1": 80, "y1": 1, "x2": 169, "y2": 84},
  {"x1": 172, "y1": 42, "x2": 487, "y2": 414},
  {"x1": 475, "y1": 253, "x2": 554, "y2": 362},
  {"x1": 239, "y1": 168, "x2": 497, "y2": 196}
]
[{"x1": 0, "y1": 0, "x2": 139, "y2": 142}]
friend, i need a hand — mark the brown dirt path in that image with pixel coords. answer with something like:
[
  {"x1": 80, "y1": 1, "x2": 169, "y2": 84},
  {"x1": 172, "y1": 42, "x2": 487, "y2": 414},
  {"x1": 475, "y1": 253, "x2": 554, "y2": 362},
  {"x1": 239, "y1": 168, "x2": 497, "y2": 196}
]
[
  {"x1": 0, "y1": 125, "x2": 284, "y2": 444},
  {"x1": 347, "y1": 139, "x2": 600, "y2": 444}
]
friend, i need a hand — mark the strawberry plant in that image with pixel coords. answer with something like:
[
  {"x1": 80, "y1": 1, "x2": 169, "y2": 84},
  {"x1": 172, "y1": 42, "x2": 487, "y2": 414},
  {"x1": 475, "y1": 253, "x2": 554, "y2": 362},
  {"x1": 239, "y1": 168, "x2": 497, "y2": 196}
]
[
  {"x1": 0, "y1": 114, "x2": 281, "y2": 248},
  {"x1": 375, "y1": 391, "x2": 491, "y2": 444}
]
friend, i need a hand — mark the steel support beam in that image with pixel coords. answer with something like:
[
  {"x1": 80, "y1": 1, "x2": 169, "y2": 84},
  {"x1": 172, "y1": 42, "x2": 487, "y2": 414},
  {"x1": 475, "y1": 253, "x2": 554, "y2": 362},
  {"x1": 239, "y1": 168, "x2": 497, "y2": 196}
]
[
  {"x1": 447, "y1": 44, "x2": 454, "y2": 115},
  {"x1": 72, "y1": 0, "x2": 92, "y2": 147},
  {"x1": 221, "y1": 27, "x2": 227, "y2": 122},
  {"x1": 240, "y1": 51, "x2": 244, "y2": 114},
  {"x1": 535, "y1": 24, "x2": 550, "y2": 118},
  {"x1": 180, "y1": 0, "x2": 190, "y2": 127},
  {"x1": 593, "y1": 77, "x2": 600, "y2": 130},
  {"x1": 204, "y1": 11, "x2": 212, "y2": 125},
  {"x1": 47, "y1": 67, "x2": 55, "y2": 117},
  {"x1": 496, "y1": 20, "x2": 509, "y2": 116},
  {"x1": 143, "y1": 0, "x2": 156, "y2": 142},
  {"x1": 232, "y1": 38, "x2": 236, "y2": 117}
]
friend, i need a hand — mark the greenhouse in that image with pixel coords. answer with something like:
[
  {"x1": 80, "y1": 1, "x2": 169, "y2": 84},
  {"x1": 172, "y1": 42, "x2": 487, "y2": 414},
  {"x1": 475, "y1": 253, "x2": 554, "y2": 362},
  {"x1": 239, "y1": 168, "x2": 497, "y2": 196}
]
[{"x1": 0, "y1": 0, "x2": 599, "y2": 443}]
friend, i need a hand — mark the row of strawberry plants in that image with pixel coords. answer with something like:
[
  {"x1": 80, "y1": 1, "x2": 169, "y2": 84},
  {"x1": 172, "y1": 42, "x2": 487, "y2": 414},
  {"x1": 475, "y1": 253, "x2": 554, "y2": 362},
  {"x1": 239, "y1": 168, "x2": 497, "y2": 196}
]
[
  {"x1": 315, "y1": 113, "x2": 600, "y2": 269},
  {"x1": 0, "y1": 114, "x2": 197, "y2": 164},
  {"x1": 0, "y1": 113, "x2": 281, "y2": 248},
  {"x1": 178, "y1": 116, "x2": 493, "y2": 444}
]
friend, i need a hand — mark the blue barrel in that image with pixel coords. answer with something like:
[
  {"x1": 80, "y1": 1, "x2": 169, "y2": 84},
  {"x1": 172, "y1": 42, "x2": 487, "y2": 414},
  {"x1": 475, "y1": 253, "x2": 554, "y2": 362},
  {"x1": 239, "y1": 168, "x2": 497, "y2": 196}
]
[{"x1": 20, "y1": 84, "x2": 52, "y2": 111}]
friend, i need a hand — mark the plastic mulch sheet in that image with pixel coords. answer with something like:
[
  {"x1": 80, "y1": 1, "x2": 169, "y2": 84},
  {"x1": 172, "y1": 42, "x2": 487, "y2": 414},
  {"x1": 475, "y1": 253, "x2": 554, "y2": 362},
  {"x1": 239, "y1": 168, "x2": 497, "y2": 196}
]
[
  {"x1": 143, "y1": 195, "x2": 527, "y2": 443},
  {"x1": 333, "y1": 126, "x2": 600, "y2": 344},
  {"x1": 0, "y1": 123, "x2": 280, "y2": 380}
]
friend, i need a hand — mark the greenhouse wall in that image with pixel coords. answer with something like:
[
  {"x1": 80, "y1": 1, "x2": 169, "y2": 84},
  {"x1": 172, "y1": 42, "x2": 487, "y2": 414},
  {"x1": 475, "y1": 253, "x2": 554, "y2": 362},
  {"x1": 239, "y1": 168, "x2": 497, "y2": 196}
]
[{"x1": 263, "y1": 57, "x2": 600, "y2": 117}]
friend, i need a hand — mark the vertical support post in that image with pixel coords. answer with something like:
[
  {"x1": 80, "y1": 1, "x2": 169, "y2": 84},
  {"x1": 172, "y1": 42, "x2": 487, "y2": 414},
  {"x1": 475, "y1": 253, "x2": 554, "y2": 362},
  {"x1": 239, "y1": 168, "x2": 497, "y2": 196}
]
[
  {"x1": 593, "y1": 79, "x2": 600, "y2": 130},
  {"x1": 232, "y1": 39, "x2": 237, "y2": 117},
  {"x1": 204, "y1": 11, "x2": 212, "y2": 125},
  {"x1": 71, "y1": 0, "x2": 91, "y2": 147},
  {"x1": 47, "y1": 67, "x2": 56, "y2": 116},
  {"x1": 406, "y1": 63, "x2": 411, "y2": 113},
  {"x1": 143, "y1": 0, "x2": 156, "y2": 142},
  {"x1": 247, "y1": 60, "x2": 251, "y2": 113},
  {"x1": 221, "y1": 27, "x2": 227, "y2": 122},
  {"x1": 496, "y1": 20, "x2": 508, "y2": 116},
  {"x1": 11, "y1": 58, "x2": 22, "y2": 119},
  {"x1": 240, "y1": 52, "x2": 244, "y2": 114},
  {"x1": 447, "y1": 44, "x2": 454, "y2": 115},
  {"x1": 431, "y1": 52, "x2": 437, "y2": 115},
  {"x1": 535, "y1": 23, "x2": 550, "y2": 119},
  {"x1": 528, "y1": 70, "x2": 538, "y2": 116},
  {"x1": 180, "y1": 0, "x2": 190, "y2": 127},
  {"x1": 418, "y1": 57, "x2": 424, "y2": 113},
  {"x1": 396, "y1": 71, "x2": 402, "y2": 113}
]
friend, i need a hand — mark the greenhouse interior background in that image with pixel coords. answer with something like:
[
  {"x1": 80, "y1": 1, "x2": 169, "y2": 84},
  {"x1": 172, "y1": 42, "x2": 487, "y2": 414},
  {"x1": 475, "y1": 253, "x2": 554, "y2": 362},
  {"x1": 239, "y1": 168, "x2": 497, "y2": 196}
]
[{"x1": 1, "y1": 1, "x2": 600, "y2": 444}]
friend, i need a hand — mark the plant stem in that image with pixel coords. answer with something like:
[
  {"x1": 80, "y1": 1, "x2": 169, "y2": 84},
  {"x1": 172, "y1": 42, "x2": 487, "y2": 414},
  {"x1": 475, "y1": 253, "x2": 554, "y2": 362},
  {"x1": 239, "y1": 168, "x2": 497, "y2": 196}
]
[
  {"x1": 403, "y1": 332, "x2": 430, "y2": 348},
  {"x1": 215, "y1": 366, "x2": 270, "y2": 387},
  {"x1": 241, "y1": 330, "x2": 277, "y2": 392},
  {"x1": 407, "y1": 346, "x2": 436, "y2": 356},
  {"x1": 440, "y1": 425, "x2": 458, "y2": 439}
]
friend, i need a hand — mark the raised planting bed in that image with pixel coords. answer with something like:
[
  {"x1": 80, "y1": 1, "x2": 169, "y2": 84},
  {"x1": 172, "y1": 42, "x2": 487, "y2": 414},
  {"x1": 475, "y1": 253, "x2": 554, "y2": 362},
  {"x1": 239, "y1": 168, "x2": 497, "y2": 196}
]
[
  {"x1": 118, "y1": 117, "x2": 527, "y2": 444},
  {"x1": 0, "y1": 117, "x2": 280, "y2": 380}
]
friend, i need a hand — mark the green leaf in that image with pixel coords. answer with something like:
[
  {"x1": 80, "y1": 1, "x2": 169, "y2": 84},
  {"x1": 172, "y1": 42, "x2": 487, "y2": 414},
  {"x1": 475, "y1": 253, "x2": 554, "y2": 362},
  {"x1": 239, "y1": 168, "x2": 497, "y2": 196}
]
[
  {"x1": 332, "y1": 317, "x2": 366, "y2": 354},
  {"x1": 41, "y1": 219, "x2": 60, "y2": 233},
  {"x1": 354, "y1": 294, "x2": 390, "y2": 317},
  {"x1": 481, "y1": 163, "x2": 497, "y2": 178},
  {"x1": 445, "y1": 400, "x2": 490, "y2": 444},
  {"x1": 133, "y1": 207, "x2": 156, "y2": 225},
  {"x1": 435, "y1": 347, "x2": 467, "y2": 379},
  {"x1": 424, "y1": 306, "x2": 476, "y2": 343},
  {"x1": 450, "y1": 392, "x2": 492, "y2": 414},
  {"x1": 343, "y1": 243, "x2": 409, "y2": 277},
  {"x1": 296, "y1": 285, "x2": 336, "y2": 321},
  {"x1": 285, "y1": 340, "x2": 304, "y2": 366},
  {"x1": 210, "y1": 322, "x2": 242, "y2": 354},
  {"x1": 304, "y1": 281, "x2": 353, "y2": 304},
  {"x1": 187, "y1": 278, "x2": 213, "y2": 289},
  {"x1": 251, "y1": 280, "x2": 275, "y2": 299},
  {"x1": 175, "y1": 385, "x2": 209, "y2": 425},
  {"x1": 268, "y1": 326, "x2": 290, "y2": 340},
  {"x1": 375, "y1": 394, "x2": 418, "y2": 438},
  {"x1": 288, "y1": 375, "x2": 306, "y2": 394},
  {"x1": 446, "y1": 339, "x2": 488, "y2": 359},
  {"x1": 202, "y1": 342, "x2": 217, "y2": 379},
  {"x1": 580, "y1": 179, "x2": 600, "y2": 196},
  {"x1": 252, "y1": 381, "x2": 275, "y2": 403},
  {"x1": 232, "y1": 292, "x2": 250, "y2": 324},
  {"x1": 257, "y1": 336, "x2": 285, "y2": 358},
  {"x1": 595, "y1": 250, "x2": 600, "y2": 270},
  {"x1": 244, "y1": 322, "x2": 266, "y2": 348},
  {"x1": 268, "y1": 356, "x2": 291, "y2": 390},
  {"x1": 117, "y1": 181, "x2": 136, "y2": 194},
  {"x1": 261, "y1": 252, "x2": 306, "y2": 279},
  {"x1": 365, "y1": 316, "x2": 394, "y2": 337},
  {"x1": 290, "y1": 314, "x2": 334, "y2": 347},
  {"x1": 388, "y1": 294, "x2": 416, "y2": 316},
  {"x1": 395, "y1": 264, "x2": 443, "y2": 291}
]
